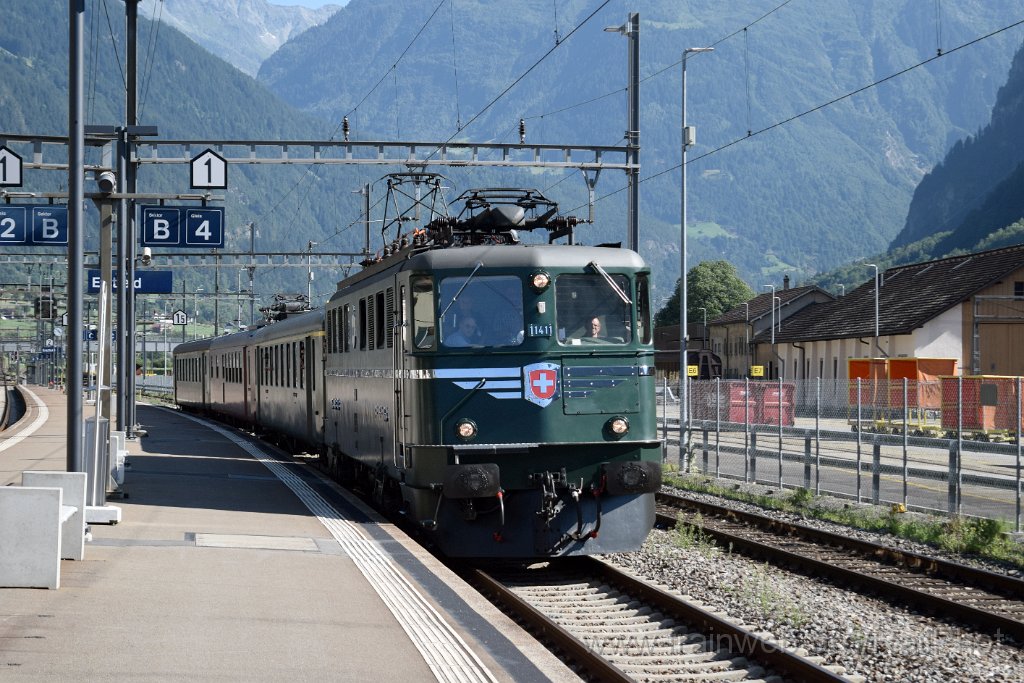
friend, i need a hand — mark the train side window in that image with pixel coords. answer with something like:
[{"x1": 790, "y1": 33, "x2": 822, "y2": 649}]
[
  {"x1": 367, "y1": 295, "x2": 376, "y2": 349},
  {"x1": 375, "y1": 291, "x2": 385, "y2": 349},
  {"x1": 344, "y1": 304, "x2": 354, "y2": 352},
  {"x1": 327, "y1": 310, "x2": 335, "y2": 354},
  {"x1": 359, "y1": 298, "x2": 367, "y2": 350},
  {"x1": 337, "y1": 308, "x2": 345, "y2": 354},
  {"x1": 637, "y1": 274, "x2": 652, "y2": 345},
  {"x1": 384, "y1": 288, "x2": 394, "y2": 349},
  {"x1": 411, "y1": 276, "x2": 435, "y2": 349}
]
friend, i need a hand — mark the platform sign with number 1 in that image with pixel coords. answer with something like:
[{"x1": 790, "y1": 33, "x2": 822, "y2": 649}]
[
  {"x1": 190, "y1": 149, "x2": 227, "y2": 190},
  {"x1": 0, "y1": 146, "x2": 22, "y2": 187}
]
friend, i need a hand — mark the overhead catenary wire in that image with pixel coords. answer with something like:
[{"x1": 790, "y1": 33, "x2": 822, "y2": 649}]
[
  {"x1": 86, "y1": 0, "x2": 103, "y2": 122},
  {"x1": 520, "y1": 0, "x2": 795, "y2": 127},
  {"x1": 534, "y1": 0, "x2": 794, "y2": 199},
  {"x1": 263, "y1": 0, "x2": 610, "y2": 292},
  {"x1": 328, "y1": 0, "x2": 447, "y2": 141},
  {"x1": 567, "y1": 15, "x2": 1024, "y2": 214},
  {"x1": 247, "y1": 0, "x2": 448, "y2": 257},
  {"x1": 139, "y1": 0, "x2": 166, "y2": 120},
  {"x1": 99, "y1": 0, "x2": 127, "y2": 92},
  {"x1": 425, "y1": 0, "x2": 613, "y2": 160},
  {"x1": 449, "y1": 0, "x2": 463, "y2": 131}
]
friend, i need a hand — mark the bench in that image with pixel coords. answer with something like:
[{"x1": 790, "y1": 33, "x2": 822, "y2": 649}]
[{"x1": 0, "y1": 471, "x2": 87, "y2": 589}]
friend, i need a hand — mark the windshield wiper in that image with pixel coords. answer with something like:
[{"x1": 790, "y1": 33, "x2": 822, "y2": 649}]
[
  {"x1": 589, "y1": 261, "x2": 631, "y2": 305},
  {"x1": 438, "y1": 261, "x2": 484, "y2": 320}
]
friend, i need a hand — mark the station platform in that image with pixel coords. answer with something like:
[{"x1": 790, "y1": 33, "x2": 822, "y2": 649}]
[{"x1": 0, "y1": 386, "x2": 578, "y2": 682}]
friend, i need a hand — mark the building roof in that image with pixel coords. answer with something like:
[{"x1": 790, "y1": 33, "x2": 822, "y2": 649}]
[
  {"x1": 758, "y1": 243, "x2": 1024, "y2": 343},
  {"x1": 712, "y1": 285, "x2": 827, "y2": 325}
]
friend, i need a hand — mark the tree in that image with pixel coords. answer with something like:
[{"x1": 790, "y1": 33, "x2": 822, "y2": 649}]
[{"x1": 654, "y1": 260, "x2": 755, "y2": 327}]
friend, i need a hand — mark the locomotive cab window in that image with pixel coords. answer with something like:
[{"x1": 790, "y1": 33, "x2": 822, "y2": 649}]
[
  {"x1": 637, "y1": 273, "x2": 652, "y2": 345},
  {"x1": 556, "y1": 273, "x2": 632, "y2": 345},
  {"x1": 411, "y1": 276, "x2": 435, "y2": 349},
  {"x1": 438, "y1": 275, "x2": 523, "y2": 348}
]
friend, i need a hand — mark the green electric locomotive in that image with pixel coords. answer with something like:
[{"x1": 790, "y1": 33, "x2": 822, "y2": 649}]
[{"x1": 322, "y1": 185, "x2": 662, "y2": 558}]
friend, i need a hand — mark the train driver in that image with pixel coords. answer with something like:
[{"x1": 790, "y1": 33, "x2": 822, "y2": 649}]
[{"x1": 445, "y1": 316, "x2": 481, "y2": 346}]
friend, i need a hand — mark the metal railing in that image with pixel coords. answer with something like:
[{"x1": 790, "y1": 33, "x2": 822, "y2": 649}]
[{"x1": 657, "y1": 375, "x2": 1024, "y2": 531}]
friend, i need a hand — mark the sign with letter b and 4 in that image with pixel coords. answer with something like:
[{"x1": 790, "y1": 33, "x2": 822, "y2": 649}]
[{"x1": 141, "y1": 206, "x2": 223, "y2": 248}]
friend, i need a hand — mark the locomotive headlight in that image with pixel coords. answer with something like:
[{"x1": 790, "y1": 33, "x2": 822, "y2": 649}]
[
  {"x1": 607, "y1": 416, "x2": 629, "y2": 437},
  {"x1": 530, "y1": 271, "x2": 550, "y2": 292},
  {"x1": 456, "y1": 419, "x2": 477, "y2": 440}
]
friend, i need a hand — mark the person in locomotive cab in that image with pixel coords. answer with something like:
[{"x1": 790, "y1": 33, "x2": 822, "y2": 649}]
[
  {"x1": 445, "y1": 316, "x2": 482, "y2": 346},
  {"x1": 588, "y1": 317, "x2": 602, "y2": 338}
]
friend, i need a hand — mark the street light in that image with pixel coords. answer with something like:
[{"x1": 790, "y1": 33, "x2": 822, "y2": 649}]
[
  {"x1": 193, "y1": 287, "x2": 204, "y2": 340},
  {"x1": 762, "y1": 285, "x2": 776, "y2": 346},
  {"x1": 680, "y1": 45, "x2": 714, "y2": 440},
  {"x1": 864, "y1": 263, "x2": 880, "y2": 356},
  {"x1": 743, "y1": 301, "x2": 750, "y2": 375}
]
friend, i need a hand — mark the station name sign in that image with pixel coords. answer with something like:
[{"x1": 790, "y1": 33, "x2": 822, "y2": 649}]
[{"x1": 87, "y1": 270, "x2": 173, "y2": 294}]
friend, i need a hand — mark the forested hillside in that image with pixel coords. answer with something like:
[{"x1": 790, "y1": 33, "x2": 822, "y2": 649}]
[
  {"x1": 259, "y1": 0, "x2": 1024, "y2": 292},
  {"x1": 0, "y1": 0, "x2": 362, "y2": 304},
  {"x1": 2, "y1": 0, "x2": 1023, "y2": 305},
  {"x1": 892, "y1": 40, "x2": 1024, "y2": 253},
  {"x1": 811, "y1": 37, "x2": 1024, "y2": 293}
]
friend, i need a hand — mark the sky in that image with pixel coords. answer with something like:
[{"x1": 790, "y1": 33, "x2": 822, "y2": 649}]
[{"x1": 268, "y1": 0, "x2": 348, "y2": 7}]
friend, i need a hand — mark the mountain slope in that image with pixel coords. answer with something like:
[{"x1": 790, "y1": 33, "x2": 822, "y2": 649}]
[
  {"x1": 892, "y1": 40, "x2": 1024, "y2": 250},
  {"x1": 256, "y1": 0, "x2": 1023, "y2": 289},
  {"x1": 140, "y1": 0, "x2": 341, "y2": 77},
  {"x1": 0, "y1": 0, "x2": 364, "y2": 304}
]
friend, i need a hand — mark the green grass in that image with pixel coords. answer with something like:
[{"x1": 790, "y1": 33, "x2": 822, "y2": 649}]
[
  {"x1": 670, "y1": 512, "x2": 717, "y2": 555},
  {"x1": 664, "y1": 472, "x2": 1024, "y2": 570},
  {"x1": 689, "y1": 221, "x2": 731, "y2": 239}
]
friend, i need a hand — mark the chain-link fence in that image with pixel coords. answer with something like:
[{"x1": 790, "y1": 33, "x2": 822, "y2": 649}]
[{"x1": 655, "y1": 374, "x2": 1024, "y2": 530}]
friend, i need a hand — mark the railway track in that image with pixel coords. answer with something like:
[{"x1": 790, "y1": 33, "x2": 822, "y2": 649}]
[
  {"x1": 465, "y1": 557, "x2": 850, "y2": 682},
  {"x1": 657, "y1": 490, "x2": 1024, "y2": 643}
]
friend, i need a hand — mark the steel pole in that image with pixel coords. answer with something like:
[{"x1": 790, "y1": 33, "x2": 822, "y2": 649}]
[
  {"x1": 678, "y1": 46, "x2": 713, "y2": 447},
  {"x1": 67, "y1": 0, "x2": 86, "y2": 471},
  {"x1": 680, "y1": 51, "x2": 689, "y2": 448},
  {"x1": 626, "y1": 13, "x2": 639, "y2": 252}
]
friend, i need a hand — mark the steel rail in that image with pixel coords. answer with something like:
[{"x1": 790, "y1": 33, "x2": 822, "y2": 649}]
[
  {"x1": 467, "y1": 566, "x2": 633, "y2": 683},
  {"x1": 468, "y1": 558, "x2": 845, "y2": 682},
  {"x1": 658, "y1": 491, "x2": 1024, "y2": 641}
]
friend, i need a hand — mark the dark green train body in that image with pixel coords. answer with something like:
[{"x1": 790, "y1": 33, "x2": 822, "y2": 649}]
[{"x1": 177, "y1": 186, "x2": 662, "y2": 559}]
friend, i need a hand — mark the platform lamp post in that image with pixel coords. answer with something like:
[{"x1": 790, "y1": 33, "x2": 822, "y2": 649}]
[
  {"x1": 763, "y1": 284, "x2": 777, "y2": 379},
  {"x1": 864, "y1": 263, "x2": 880, "y2": 356},
  {"x1": 193, "y1": 287, "x2": 203, "y2": 340},
  {"x1": 680, "y1": 45, "x2": 714, "y2": 447},
  {"x1": 744, "y1": 301, "x2": 750, "y2": 376}
]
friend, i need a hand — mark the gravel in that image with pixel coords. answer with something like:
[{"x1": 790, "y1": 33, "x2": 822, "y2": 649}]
[
  {"x1": 607, "y1": 486, "x2": 1024, "y2": 682},
  {"x1": 665, "y1": 480, "x2": 1024, "y2": 577}
]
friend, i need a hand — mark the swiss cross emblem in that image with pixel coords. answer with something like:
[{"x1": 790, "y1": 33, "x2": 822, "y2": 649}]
[{"x1": 523, "y1": 362, "x2": 560, "y2": 407}]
